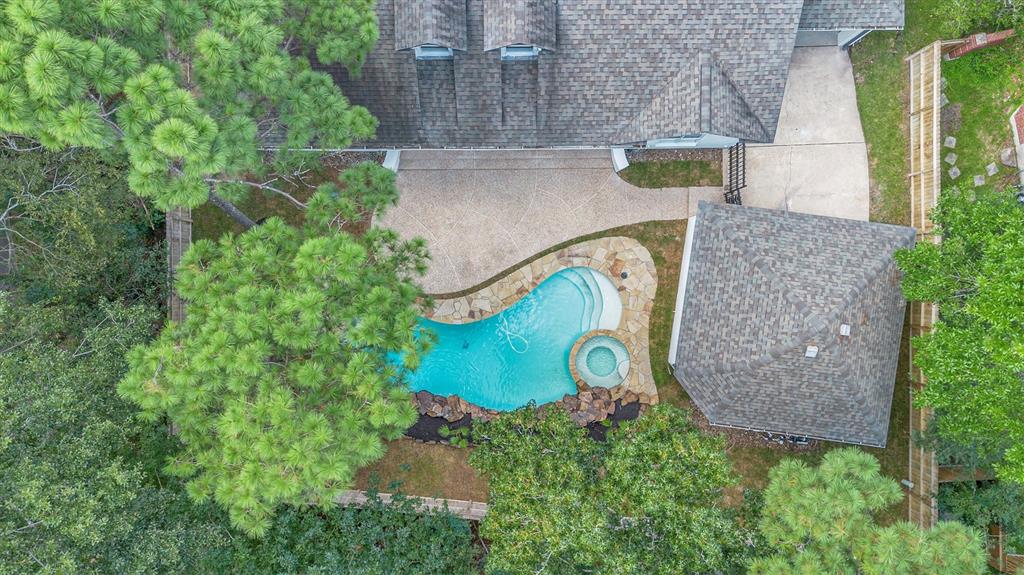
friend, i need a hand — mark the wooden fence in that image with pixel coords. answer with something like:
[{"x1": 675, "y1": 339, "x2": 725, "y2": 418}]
[
  {"x1": 905, "y1": 39, "x2": 947, "y2": 529},
  {"x1": 990, "y1": 524, "x2": 1024, "y2": 574}
]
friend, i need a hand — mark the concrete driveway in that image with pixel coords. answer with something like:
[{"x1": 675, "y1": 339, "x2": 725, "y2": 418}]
[
  {"x1": 742, "y1": 47, "x2": 870, "y2": 221},
  {"x1": 378, "y1": 149, "x2": 719, "y2": 294}
]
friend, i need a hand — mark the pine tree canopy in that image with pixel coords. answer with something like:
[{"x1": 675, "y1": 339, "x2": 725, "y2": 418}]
[
  {"x1": 0, "y1": 0, "x2": 378, "y2": 211},
  {"x1": 749, "y1": 448, "x2": 988, "y2": 575},
  {"x1": 118, "y1": 185, "x2": 430, "y2": 536}
]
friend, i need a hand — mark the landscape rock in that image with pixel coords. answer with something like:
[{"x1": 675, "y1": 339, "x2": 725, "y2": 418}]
[{"x1": 1002, "y1": 148, "x2": 1017, "y2": 167}]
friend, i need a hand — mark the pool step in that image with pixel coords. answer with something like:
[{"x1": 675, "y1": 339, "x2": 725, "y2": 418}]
[{"x1": 560, "y1": 269, "x2": 596, "y2": 332}]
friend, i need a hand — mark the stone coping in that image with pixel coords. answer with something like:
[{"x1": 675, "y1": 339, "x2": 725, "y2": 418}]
[{"x1": 423, "y1": 236, "x2": 658, "y2": 404}]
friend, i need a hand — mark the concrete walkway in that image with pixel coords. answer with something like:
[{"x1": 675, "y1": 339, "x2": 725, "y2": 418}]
[
  {"x1": 743, "y1": 47, "x2": 870, "y2": 221},
  {"x1": 379, "y1": 149, "x2": 720, "y2": 294}
]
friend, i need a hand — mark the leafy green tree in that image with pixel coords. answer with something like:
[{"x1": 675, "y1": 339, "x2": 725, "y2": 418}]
[
  {"x1": 750, "y1": 448, "x2": 987, "y2": 575},
  {"x1": 0, "y1": 297, "x2": 233, "y2": 574},
  {"x1": 895, "y1": 187, "x2": 1024, "y2": 482},
  {"x1": 0, "y1": 147, "x2": 164, "y2": 305},
  {"x1": 118, "y1": 185, "x2": 430, "y2": 535},
  {"x1": 0, "y1": 0, "x2": 378, "y2": 225},
  {"x1": 228, "y1": 490, "x2": 477, "y2": 574},
  {"x1": 940, "y1": 480, "x2": 1024, "y2": 554},
  {"x1": 470, "y1": 404, "x2": 750, "y2": 574}
]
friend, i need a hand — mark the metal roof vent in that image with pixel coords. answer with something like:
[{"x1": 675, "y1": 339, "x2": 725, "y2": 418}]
[
  {"x1": 840, "y1": 324, "x2": 851, "y2": 337},
  {"x1": 805, "y1": 345, "x2": 819, "y2": 358}
]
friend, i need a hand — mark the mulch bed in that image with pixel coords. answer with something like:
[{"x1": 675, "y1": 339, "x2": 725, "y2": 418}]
[
  {"x1": 404, "y1": 400, "x2": 644, "y2": 444},
  {"x1": 677, "y1": 395, "x2": 819, "y2": 453},
  {"x1": 626, "y1": 148, "x2": 722, "y2": 163}
]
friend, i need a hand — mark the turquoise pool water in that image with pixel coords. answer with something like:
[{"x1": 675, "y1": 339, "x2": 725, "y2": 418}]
[{"x1": 408, "y1": 267, "x2": 623, "y2": 411}]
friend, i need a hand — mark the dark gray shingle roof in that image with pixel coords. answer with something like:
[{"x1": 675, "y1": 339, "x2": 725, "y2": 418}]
[
  {"x1": 483, "y1": 0, "x2": 557, "y2": 52},
  {"x1": 799, "y1": 0, "x2": 904, "y2": 30},
  {"x1": 393, "y1": 0, "x2": 468, "y2": 51},
  {"x1": 325, "y1": 0, "x2": 805, "y2": 147},
  {"x1": 672, "y1": 203, "x2": 915, "y2": 447}
]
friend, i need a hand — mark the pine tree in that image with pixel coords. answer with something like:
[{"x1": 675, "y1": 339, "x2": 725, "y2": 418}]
[
  {"x1": 118, "y1": 183, "x2": 429, "y2": 536},
  {"x1": 750, "y1": 448, "x2": 988, "y2": 575},
  {"x1": 0, "y1": 0, "x2": 379, "y2": 224}
]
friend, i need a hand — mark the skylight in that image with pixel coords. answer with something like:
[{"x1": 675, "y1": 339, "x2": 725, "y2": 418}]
[
  {"x1": 500, "y1": 45, "x2": 540, "y2": 61},
  {"x1": 415, "y1": 45, "x2": 455, "y2": 61}
]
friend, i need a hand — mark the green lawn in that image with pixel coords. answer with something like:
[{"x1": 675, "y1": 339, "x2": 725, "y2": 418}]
[
  {"x1": 942, "y1": 35, "x2": 1024, "y2": 190},
  {"x1": 617, "y1": 160, "x2": 723, "y2": 188},
  {"x1": 849, "y1": 0, "x2": 947, "y2": 227}
]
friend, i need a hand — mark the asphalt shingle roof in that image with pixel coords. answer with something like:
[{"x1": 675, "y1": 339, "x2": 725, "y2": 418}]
[
  {"x1": 799, "y1": 0, "x2": 905, "y2": 30},
  {"x1": 324, "y1": 0, "x2": 902, "y2": 148},
  {"x1": 393, "y1": 0, "x2": 468, "y2": 51},
  {"x1": 324, "y1": 0, "x2": 806, "y2": 147},
  {"x1": 672, "y1": 202, "x2": 915, "y2": 447}
]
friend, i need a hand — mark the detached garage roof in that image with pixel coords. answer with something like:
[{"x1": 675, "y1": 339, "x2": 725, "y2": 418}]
[
  {"x1": 671, "y1": 202, "x2": 915, "y2": 447},
  {"x1": 799, "y1": 0, "x2": 905, "y2": 30}
]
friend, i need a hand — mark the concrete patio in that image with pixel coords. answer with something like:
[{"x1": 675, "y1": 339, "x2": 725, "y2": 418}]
[
  {"x1": 379, "y1": 149, "x2": 720, "y2": 294},
  {"x1": 742, "y1": 47, "x2": 870, "y2": 221}
]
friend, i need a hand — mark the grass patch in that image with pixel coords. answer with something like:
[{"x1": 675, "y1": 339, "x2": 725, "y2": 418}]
[
  {"x1": 849, "y1": 0, "x2": 947, "y2": 226},
  {"x1": 942, "y1": 36, "x2": 1024, "y2": 190},
  {"x1": 354, "y1": 438, "x2": 489, "y2": 502},
  {"x1": 617, "y1": 160, "x2": 723, "y2": 188}
]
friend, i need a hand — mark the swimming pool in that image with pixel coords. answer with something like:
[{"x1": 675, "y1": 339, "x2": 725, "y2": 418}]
[{"x1": 407, "y1": 267, "x2": 624, "y2": 411}]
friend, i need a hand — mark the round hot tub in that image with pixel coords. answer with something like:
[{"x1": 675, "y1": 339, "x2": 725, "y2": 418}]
[{"x1": 574, "y1": 335, "x2": 630, "y2": 389}]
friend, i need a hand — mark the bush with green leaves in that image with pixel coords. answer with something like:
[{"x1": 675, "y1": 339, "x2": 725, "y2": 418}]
[
  {"x1": 934, "y1": 0, "x2": 1024, "y2": 37},
  {"x1": 119, "y1": 183, "x2": 430, "y2": 535},
  {"x1": 470, "y1": 403, "x2": 751, "y2": 574},
  {"x1": 229, "y1": 490, "x2": 477, "y2": 574},
  {"x1": 0, "y1": 147, "x2": 165, "y2": 305},
  {"x1": 0, "y1": 0, "x2": 378, "y2": 222},
  {"x1": 750, "y1": 448, "x2": 987, "y2": 575},
  {"x1": 895, "y1": 186, "x2": 1024, "y2": 483},
  {"x1": 0, "y1": 297, "x2": 234, "y2": 574},
  {"x1": 941, "y1": 480, "x2": 1024, "y2": 554}
]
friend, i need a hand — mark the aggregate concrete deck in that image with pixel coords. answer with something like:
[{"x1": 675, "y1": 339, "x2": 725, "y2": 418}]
[{"x1": 379, "y1": 149, "x2": 720, "y2": 294}]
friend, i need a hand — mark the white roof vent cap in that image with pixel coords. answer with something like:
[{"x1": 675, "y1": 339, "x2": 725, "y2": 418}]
[
  {"x1": 840, "y1": 324, "x2": 851, "y2": 337},
  {"x1": 805, "y1": 345, "x2": 819, "y2": 358}
]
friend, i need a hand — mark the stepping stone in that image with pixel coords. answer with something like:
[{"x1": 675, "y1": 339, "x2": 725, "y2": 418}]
[
  {"x1": 1001, "y1": 148, "x2": 1016, "y2": 167},
  {"x1": 986, "y1": 162, "x2": 999, "y2": 176},
  {"x1": 944, "y1": 136, "x2": 957, "y2": 148},
  {"x1": 940, "y1": 93, "x2": 950, "y2": 107},
  {"x1": 941, "y1": 76, "x2": 949, "y2": 90},
  {"x1": 944, "y1": 153, "x2": 958, "y2": 165},
  {"x1": 974, "y1": 175, "x2": 985, "y2": 187},
  {"x1": 949, "y1": 166, "x2": 961, "y2": 179}
]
